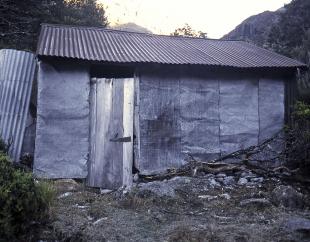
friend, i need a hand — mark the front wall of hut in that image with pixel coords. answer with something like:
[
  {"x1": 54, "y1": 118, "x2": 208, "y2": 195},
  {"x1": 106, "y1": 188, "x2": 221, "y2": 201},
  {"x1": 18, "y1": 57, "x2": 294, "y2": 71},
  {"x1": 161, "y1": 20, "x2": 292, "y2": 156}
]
[{"x1": 34, "y1": 61, "x2": 287, "y2": 179}]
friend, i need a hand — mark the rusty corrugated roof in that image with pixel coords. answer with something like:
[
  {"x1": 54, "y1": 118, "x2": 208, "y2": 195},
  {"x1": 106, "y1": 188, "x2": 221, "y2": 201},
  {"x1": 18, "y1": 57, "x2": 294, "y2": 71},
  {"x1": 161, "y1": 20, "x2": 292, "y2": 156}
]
[{"x1": 37, "y1": 24, "x2": 306, "y2": 69}]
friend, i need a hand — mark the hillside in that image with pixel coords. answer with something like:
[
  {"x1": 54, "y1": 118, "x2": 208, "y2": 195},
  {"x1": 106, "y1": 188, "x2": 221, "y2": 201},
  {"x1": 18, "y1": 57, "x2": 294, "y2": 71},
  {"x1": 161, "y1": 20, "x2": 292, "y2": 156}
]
[
  {"x1": 222, "y1": 9, "x2": 284, "y2": 46},
  {"x1": 112, "y1": 22, "x2": 152, "y2": 34},
  {"x1": 223, "y1": 0, "x2": 310, "y2": 99}
]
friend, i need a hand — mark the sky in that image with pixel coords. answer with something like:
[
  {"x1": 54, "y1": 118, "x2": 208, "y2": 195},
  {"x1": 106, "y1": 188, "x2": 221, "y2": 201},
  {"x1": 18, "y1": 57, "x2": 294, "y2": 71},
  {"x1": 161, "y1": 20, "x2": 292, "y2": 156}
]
[{"x1": 100, "y1": 0, "x2": 292, "y2": 38}]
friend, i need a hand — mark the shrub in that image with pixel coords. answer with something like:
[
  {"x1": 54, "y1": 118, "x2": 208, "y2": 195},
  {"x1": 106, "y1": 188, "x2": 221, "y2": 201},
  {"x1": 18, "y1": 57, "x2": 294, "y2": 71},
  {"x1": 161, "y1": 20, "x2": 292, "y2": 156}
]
[
  {"x1": 286, "y1": 101, "x2": 310, "y2": 173},
  {"x1": 0, "y1": 152, "x2": 55, "y2": 240}
]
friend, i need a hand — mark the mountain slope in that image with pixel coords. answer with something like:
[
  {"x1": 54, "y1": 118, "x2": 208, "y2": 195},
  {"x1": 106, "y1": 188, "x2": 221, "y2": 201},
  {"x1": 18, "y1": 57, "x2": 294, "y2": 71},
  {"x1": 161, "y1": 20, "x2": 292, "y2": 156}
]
[
  {"x1": 112, "y1": 22, "x2": 152, "y2": 34},
  {"x1": 222, "y1": 9, "x2": 284, "y2": 46}
]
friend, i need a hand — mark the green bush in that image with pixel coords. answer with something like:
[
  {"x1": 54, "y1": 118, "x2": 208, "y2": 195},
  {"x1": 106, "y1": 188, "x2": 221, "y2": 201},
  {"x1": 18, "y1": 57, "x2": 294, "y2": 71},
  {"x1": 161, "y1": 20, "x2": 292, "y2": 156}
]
[
  {"x1": 286, "y1": 101, "x2": 310, "y2": 173},
  {"x1": 0, "y1": 153, "x2": 55, "y2": 240}
]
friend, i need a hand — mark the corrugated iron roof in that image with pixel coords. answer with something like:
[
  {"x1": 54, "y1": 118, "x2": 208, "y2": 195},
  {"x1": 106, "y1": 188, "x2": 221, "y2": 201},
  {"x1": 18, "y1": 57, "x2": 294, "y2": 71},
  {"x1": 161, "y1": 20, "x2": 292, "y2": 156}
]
[{"x1": 37, "y1": 24, "x2": 306, "y2": 69}]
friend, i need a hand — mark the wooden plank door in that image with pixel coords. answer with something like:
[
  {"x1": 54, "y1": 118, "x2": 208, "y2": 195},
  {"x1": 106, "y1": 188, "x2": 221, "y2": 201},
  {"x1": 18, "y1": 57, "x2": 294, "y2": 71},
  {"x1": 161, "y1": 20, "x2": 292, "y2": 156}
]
[{"x1": 88, "y1": 78, "x2": 134, "y2": 189}]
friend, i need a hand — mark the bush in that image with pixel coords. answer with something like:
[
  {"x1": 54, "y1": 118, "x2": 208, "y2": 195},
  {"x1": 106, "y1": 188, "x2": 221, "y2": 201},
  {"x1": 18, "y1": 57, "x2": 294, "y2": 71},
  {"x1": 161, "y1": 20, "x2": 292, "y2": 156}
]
[
  {"x1": 286, "y1": 101, "x2": 310, "y2": 173},
  {"x1": 0, "y1": 153, "x2": 55, "y2": 240}
]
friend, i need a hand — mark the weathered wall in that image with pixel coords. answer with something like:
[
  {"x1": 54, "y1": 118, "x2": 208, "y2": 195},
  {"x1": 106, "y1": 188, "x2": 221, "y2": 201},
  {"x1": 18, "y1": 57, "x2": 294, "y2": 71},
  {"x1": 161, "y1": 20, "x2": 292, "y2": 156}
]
[
  {"x1": 219, "y1": 79, "x2": 259, "y2": 154},
  {"x1": 259, "y1": 78, "x2": 285, "y2": 142},
  {"x1": 137, "y1": 67, "x2": 285, "y2": 175},
  {"x1": 138, "y1": 70, "x2": 182, "y2": 174},
  {"x1": 0, "y1": 49, "x2": 36, "y2": 162},
  {"x1": 34, "y1": 60, "x2": 90, "y2": 178},
  {"x1": 180, "y1": 75, "x2": 220, "y2": 160}
]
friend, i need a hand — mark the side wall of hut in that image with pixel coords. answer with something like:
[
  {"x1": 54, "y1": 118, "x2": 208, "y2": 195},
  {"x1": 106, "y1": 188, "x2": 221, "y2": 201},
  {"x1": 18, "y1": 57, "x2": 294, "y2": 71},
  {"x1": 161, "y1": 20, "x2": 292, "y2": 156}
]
[
  {"x1": 33, "y1": 60, "x2": 90, "y2": 178},
  {"x1": 135, "y1": 67, "x2": 285, "y2": 175}
]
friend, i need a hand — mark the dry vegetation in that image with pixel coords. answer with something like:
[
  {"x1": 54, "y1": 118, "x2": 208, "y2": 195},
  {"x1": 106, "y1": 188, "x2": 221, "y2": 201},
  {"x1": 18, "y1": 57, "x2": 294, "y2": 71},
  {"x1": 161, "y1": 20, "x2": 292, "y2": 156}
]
[{"x1": 36, "y1": 175, "x2": 310, "y2": 242}]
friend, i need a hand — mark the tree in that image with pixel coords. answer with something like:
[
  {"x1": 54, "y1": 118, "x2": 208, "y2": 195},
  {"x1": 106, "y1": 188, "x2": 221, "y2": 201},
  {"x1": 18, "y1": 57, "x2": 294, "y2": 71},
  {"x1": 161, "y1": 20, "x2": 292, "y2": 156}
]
[
  {"x1": 266, "y1": 0, "x2": 310, "y2": 100},
  {"x1": 0, "y1": 0, "x2": 108, "y2": 51},
  {"x1": 171, "y1": 23, "x2": 207, "y2": 38},
  {"x1": 49, "y1": 0, "x2": 108, "y2": 27},
  {"x1": 267, "y1": 0, "x2": 310, "y2": 61}
]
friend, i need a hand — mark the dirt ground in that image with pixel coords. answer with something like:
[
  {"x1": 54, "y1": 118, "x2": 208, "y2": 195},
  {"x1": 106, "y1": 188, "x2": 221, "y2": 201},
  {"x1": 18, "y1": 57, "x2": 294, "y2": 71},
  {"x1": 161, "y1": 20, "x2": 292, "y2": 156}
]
[{"x1": 37, "y1": 174, "x2": 310, "y2": 242}]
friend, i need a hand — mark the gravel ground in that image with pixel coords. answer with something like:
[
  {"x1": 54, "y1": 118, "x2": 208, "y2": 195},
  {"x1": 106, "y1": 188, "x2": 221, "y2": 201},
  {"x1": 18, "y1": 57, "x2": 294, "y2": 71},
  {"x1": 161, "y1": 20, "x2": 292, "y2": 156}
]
[{"x1": 37, "y1": 173, "x2": 310, "y2": 242}]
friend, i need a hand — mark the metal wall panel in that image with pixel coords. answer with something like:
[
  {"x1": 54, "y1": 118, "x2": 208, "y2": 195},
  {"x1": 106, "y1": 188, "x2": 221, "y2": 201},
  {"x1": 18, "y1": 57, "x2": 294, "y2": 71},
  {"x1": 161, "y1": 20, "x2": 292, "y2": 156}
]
[
  {"x1": 219, "y1": 79, "x2": 259, "y2": 154},
  {"x1": 256, "y1": 78, "x2": 285, "y2": 166},
  {"x1": 259, "y1": 79, "x2": 285, "y2": 142},
  {"x1": 180, "y1": 76, "x2": 220, "y2": 160},
  {"x1": 138, "y1": 70, "x2": 182, "y2": 175},
  {"x1": 138, "y1": 70, "x2": 286, "y2": 173},
  {"x1": 34, "y1": 60, "x2": 90, "y2": 178},
  {"x1": 0, "y1": 49, "x2": 36, "y2": 161}
]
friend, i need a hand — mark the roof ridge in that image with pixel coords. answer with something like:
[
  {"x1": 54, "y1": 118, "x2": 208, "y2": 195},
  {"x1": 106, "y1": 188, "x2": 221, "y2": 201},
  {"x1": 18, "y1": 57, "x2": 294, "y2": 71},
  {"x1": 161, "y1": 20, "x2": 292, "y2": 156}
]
[{"x1": 40, "y1": 23, "x2": 245, "y2": 42}]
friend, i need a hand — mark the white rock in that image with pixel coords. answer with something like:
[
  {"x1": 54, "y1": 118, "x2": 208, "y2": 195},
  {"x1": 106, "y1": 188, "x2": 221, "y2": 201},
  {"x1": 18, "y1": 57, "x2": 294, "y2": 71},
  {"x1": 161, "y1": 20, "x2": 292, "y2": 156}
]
[
  {"x1": 238, "y1": 178, "x2": 248, "y2": 185},
  {"x1": 223, "y1": 176, "x2": 235, "y2": 186},
  {"x1": 216, "y1": 173, "x2": 226, "y2": 178},
  {"x1": 209, "y1": 178, "x2": 221, "y2": 187},
  {"x1": 57, "y1": 192, "x2": 73, "y2": 199},
  {"x1": 198, "y1": 195, "x2": 217, "y2": 201},
  {"x1": 251, "y1": 177, "x2": 264, "y2": 183},
  {"x1": 100, "y1": 189, "x2": 113, "y2": 194},
  {"x1": 219, "y1": 193, "x2": 231, "y2": 200},
  {"x1": 133, "y1": 173, "x2": 139, "y2": 182}
]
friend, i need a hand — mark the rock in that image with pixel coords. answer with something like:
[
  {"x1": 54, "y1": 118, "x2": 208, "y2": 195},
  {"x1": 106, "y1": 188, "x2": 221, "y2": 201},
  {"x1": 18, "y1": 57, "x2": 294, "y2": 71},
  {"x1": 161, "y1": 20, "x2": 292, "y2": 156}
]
[
  {"x1": 100, "y1": 189, "x2": 113, "y2": 194},
  {"x1": 246, "y1": 182, "x2": 259, "y2": 188},
  {"x1": 198, "y1": 195, "x2": 217, "y2": 201},
  {"x1": 282, "y1": 217, "x2": 310, "y2": 233},
  {"x1": 138, "y1": 180, "x2": 176, "y2": 197},
  {"x1": 223, "y1": 176, "x2": 235, "y2": 186},
  {"x1": 270, "y1": 185, "x2": 304, "y2": 209},
  {"x1": 133, "y1": 173, "x2": 139, "y2": 182},
  {"x1": 73, "y1": 204, "x2": 89, "y2": 209},
  {"x1": 251, "y1": 177, "x2": 264, "y2": 183},
  {"x1": 57, "y1": 192, "x2": 73, "y2": 199},
  {"x1": 171, "y1": 176, "x2": 191, "y2": 184},
  {"x1": 240, "y1": 198, "x2": 271, "y2": 208},
  {"x1": 216, "y1": 173, "x2": 227, "y2": 178},
  {"x1": 219, "y1": 193, "x2": 231, "y2": 200},
  {"x1": 138, "y1": 176, "x2": 193, "y2": 197},
  {"x1": 241, "y1": 172, "x2": 257, "y2": 180},
  {"x1": 204, "y1": 174, "x2": 215, "y2": 179},
  {"x1": 216, "y1": 177, "x2": 224, "y2": 182},
  {"x1": 208, "y1": 178, "x2": 221, "y2": 188},
  {"x1": 54, "y1": 179, "x2": 81, "y2": 193},
  {"x1": 238, "y1": 177, "x2": 248, "y2": 185}
]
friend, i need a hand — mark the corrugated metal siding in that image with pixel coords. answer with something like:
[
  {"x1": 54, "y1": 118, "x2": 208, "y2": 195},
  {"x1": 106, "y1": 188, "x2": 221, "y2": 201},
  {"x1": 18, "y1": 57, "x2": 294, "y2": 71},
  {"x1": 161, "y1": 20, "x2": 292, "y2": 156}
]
[
  {"x1": 37, "y1": 24, "x2": 306, "y2": 69},
  {"x1": 0, "y1": 49, "x2": 36, "y2": 162}
]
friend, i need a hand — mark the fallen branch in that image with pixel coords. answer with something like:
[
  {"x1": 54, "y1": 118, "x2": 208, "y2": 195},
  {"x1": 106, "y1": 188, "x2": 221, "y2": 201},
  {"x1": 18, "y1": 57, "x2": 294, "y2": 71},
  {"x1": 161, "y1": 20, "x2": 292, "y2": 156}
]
[{"x1": 139, "y1": 131, "x2": 310, "y2": 184}]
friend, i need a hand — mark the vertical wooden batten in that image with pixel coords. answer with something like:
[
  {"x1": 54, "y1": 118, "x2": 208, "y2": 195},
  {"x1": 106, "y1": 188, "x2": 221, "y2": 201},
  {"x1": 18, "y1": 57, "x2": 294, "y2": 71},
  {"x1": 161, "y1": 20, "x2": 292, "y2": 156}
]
[{"x1": 122, "y1": 78, "x2": 134, "y2": 188}]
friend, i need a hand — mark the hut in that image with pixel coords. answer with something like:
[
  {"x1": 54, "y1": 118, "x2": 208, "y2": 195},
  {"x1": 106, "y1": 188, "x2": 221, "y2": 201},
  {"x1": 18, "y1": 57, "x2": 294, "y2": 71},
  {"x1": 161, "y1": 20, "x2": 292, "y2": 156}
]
[{"x1": 34, "y1": 24, "x2": 307, "y2": 189}]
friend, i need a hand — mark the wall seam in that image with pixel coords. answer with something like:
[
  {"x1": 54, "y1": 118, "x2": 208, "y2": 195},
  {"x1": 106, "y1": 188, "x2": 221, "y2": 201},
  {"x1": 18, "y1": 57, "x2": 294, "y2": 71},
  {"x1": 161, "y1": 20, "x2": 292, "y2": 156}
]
[
  {"x1": 218, "y1": 79, "x2": 221, "y2": 156},
  {"x1": 258, "y1": 78, "x2": 260, "y2": 145}
]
